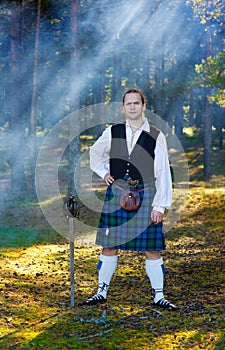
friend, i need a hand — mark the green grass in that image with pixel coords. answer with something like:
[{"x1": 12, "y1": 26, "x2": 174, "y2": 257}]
[
  {"x1": 0, "y1": 227, "x2": 66, "y2": 247},
  {"x1": 0, "y1": 129, "x2": 225, "y2": 349},
  {"x1": 0, "y1": 182, "x2": 224, "y2": 349}
]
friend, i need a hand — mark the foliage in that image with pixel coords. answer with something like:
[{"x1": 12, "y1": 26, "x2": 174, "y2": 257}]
[
  {"x1": 195, "y1": 52, "x2": 225, "y2": 107},
  {"x1": 188, "y1": 0, "x2": 224, "y2": 25}
]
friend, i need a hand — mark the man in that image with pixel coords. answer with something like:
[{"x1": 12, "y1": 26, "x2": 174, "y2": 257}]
[{"x1": 84, "y1": 88, "x2": 178, "y2": 310}]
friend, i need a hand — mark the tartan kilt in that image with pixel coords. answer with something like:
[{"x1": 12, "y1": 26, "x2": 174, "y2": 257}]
[{"x1": 96, "y1": 181, "x2": 166, "y2": 251}]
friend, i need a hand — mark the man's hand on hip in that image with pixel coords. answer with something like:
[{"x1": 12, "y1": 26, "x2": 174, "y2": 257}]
[
  {"x1": 104, "y1": 173, "x2": 114, "y2": 185},
  {"x1": 151, "y1": 210, "x2": 164, "y2": 224}
]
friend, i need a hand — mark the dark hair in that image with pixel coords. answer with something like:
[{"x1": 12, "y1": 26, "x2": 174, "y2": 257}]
[{"x1": 122, "y1": 88, "x2": 146, "y2": 105}]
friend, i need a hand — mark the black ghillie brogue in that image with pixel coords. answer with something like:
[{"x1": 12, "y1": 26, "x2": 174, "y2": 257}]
[
  {"x1": 82, "y1": 294, "x2": 107, "y2": 306},
  {"x1": 154, "y1": 298, "x2": 180, "y2": 311}
]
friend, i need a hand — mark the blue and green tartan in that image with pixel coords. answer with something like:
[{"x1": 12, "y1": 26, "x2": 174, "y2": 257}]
[{"x1": 96, "y1": 181, "x2": 166, "y2": 251}]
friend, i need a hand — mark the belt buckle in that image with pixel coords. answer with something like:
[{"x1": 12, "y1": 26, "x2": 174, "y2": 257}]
[{"x1": 127, "y1": 177, "x2": 139, "y2": 188}]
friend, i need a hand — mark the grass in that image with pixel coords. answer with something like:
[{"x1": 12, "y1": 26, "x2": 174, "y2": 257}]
[
  {"x1": 0, "y1": 129, "x2": 224, "y2": 349},
  {"x1": 0, "y1": 182, "x2": 225, "y2": 349}
]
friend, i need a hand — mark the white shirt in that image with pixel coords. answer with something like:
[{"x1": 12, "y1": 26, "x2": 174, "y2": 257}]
[{"x1": 89, "y1": 118, "x2": 172, "y2": 213}]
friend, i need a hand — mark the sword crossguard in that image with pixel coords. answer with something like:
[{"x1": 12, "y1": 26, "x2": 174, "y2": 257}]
[{"x1": 64, "y1": 194, "x2": 80, "y2": 219}]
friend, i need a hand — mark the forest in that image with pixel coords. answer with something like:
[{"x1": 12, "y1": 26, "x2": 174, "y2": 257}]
[
  {"x1": 0, "y1": 1, "x2": 224, "y2": 349},
  {"x1": 0, "y1": 0, "x2": 224, "y2": 196}
]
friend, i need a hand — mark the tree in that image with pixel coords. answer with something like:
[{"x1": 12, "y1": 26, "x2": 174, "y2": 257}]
[
  {"x1": 68, "y1": 0, "x2": 81, "y2": 195},
  {"x1": 9, "y1": 0, "x2": 27, "y2": 195},
  {"x1": 195, "y1": 52, "x2": 225, "y2": 108},
  {"x1": 30, "y1": 0, "x2": 42, "y2": 192}
]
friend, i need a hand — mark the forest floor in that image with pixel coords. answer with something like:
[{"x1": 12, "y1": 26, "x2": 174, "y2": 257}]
[
  {"x1": 0, "y1": 176, "x2": 225, "y2": 349},
  {"x1": 0, "y1": 129, "x2": 225, "y2": 349}
]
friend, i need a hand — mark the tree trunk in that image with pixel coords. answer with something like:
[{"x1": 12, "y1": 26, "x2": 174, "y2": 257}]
[
  {"x1": 29, "y1": 0, "x2": 41, "y2": 193},
  {"x1": 10, "y1": 0, "x2": 26, "y2": 195},
  {"x1": 214, "y1": 106, "x2": 223, "y2": 151},
  {"x1": 217, "y1": 124, "x2": 223, "y2": 151},
  {"x1": 217, "y1": 110, "x2": 223, "y2": 150},
  {"x1": 202, "y1": 19, "x2": 213, "y2": 180},
  {"x1": 174, "y1": 96, "x2": 184, "y2": 138},
  {"x1": 68, "y1": 0, "x2": 80, "y2": 196},
  {"x1": 112, "y1": 55, "x2": 122, "y2": 102},
  {"x1": 154, "y1": 57, "x2": 162, "y2": 116},
  {"x1": 188, "y1": 92, "x2": 195, "y2": 126},
  {"x1": 202, "y1": 93, "x2": 212, "y2": 180},
  {"x1": 141, "y1": 49, "x2": 150, "y2": 100},
  {"x1": 153, "y1": 38, "x2": 165, "y2": 118}
]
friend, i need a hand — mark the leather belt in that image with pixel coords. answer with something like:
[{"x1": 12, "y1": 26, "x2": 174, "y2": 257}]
[{"x1": 113, "y1": 177, "x2": 155, "y2": 187}]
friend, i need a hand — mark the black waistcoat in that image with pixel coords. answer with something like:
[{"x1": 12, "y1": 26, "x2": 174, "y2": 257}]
[{"x1": 110, "y1": 123, "x2": 160, "y2": 181}]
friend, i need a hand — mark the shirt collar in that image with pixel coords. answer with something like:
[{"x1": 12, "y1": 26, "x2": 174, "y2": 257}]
[{"x1": 125, "y1": 117, "x2": 150, "y2": 132}]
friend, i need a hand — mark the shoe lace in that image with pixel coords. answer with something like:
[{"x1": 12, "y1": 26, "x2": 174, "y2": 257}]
[
  {"x1": 157, "y1": 298, "x2": 178, "y2": 309},
  {"x1": 98, "y1": 282, "x2": 109, "y2": 293},
  {"x1": 89, "y1": 294, "x2": 105, "y2": 302},
  {"x1": 158, "y1": 298, "x2": 170, "y2": 307},
  {"x1": 87, "y1": 282, "x2": 109, "y2": 302}
]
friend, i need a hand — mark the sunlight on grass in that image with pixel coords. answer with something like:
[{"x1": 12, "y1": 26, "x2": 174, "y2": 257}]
[
  {"x1": 13, "y1": 330, "x2": 42, "y2": 344},
  {"x1": 0, "y1": 180, "x2": 224, "y2": 350},
  {"x1": 38, "y1": 196, "x2": 62, "y2": 207},
  {"x1": 204, "y1": 187, "x2": 225, "y2": 193},
  {"x1": 0, "y1": 245, "x2": 70, "y2": 276}
]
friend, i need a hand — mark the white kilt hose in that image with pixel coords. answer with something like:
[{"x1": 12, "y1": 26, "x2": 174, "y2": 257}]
[{"x1": 96, "y1": 181, "x2": 166, "y2": 251}]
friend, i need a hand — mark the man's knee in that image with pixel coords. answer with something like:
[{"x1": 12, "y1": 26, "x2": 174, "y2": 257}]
[
  {"x1": 145, "y1": 251, "x2": 161, "y2": 260},
  {"x1": 102, "y1": 248, "x2": 118, "y2": 256}
]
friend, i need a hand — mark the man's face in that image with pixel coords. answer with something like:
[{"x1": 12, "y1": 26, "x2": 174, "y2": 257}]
[{"x1": 122, "y1": 93, "x2": 146, "y2": 121}]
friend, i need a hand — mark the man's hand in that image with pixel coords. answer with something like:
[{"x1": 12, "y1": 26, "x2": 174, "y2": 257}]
[
  {"x1": 151, "y1": 210, "x2": 164, "y2": 225},
  {"x1": 104, "y1": 173, "x2": 114, "y2": 185}
]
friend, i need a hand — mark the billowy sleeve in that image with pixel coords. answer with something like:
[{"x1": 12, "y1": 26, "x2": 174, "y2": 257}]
[
  {"x1": 89, "y1": 126, "x2": 112, "y2": 179},
  {"x1": 152, "y1": 131, "x2": 172, "y2": 213}
]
